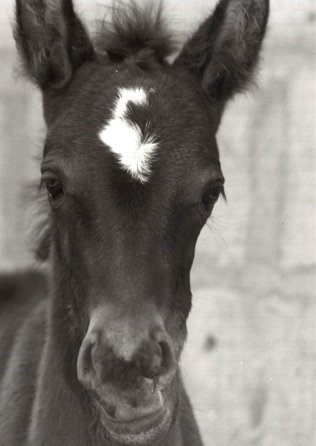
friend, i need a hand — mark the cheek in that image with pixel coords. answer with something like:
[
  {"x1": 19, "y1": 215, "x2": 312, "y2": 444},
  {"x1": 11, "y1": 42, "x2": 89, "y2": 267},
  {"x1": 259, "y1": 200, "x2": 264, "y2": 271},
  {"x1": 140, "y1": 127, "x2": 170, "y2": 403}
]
[
  {"x1": 52, "y1": 205, "x2": 78, "y2": 258},
  {"x1": 171, "y1": 282, "x2": 192, "y2": 321},
  {"x1": 175, "y1": 225, "x2": 202, "y2": 272},
  {"x1": 176, "y1": 206, "x2": 205, "y2": 254},
  {"x1": 54, "y1": 207, "x2": 94, "y2": 264},
  {"x1": 53, "y1": 221, "x2": 72, "y2": 263},
  {"x1": 165, "y1": 307, "x2": 190, "y2": 359}
]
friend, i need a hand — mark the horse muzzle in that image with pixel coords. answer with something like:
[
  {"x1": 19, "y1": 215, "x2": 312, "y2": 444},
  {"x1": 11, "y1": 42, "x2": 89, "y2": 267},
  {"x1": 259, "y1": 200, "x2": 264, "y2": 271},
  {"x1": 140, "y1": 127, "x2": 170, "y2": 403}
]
[
  {"x1": 76, "y1": 305, "x2": 177, "y2": 443},
  {"x1": 95, "y1": 383, "x2": 173, "y2": 445}
]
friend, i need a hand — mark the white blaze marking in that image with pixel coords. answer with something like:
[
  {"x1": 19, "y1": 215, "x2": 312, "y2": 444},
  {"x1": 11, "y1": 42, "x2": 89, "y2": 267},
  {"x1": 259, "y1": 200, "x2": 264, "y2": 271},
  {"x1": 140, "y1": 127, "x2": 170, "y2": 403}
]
[{"x1": 99, "y1": 87, "x2": 157, "y2": 183}]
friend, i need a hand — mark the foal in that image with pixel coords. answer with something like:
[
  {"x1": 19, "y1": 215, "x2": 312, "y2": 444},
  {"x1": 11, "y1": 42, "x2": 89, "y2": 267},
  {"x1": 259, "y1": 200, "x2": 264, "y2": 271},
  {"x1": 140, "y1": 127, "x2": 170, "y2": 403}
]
[{"x1": 0, "y1": 1, "x2": 269, "y2": 445}]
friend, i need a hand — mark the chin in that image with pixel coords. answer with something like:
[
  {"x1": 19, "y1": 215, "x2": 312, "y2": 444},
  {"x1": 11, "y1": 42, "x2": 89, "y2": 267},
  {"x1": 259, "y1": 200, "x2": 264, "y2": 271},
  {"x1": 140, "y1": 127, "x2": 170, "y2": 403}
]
[{"x1": 94, "y1": 388, "x2": 176, "y2": 446}]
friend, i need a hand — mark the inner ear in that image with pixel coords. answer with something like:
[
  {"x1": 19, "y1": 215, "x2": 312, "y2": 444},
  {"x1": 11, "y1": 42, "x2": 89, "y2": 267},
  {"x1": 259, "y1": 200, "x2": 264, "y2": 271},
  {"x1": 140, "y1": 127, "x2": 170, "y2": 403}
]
[
  {"x1": 14, "y1": 0, "x2": 94, "y2": 90},
  {"x1": 175, "y1": 0, "x2": 269, "y2": 103}
]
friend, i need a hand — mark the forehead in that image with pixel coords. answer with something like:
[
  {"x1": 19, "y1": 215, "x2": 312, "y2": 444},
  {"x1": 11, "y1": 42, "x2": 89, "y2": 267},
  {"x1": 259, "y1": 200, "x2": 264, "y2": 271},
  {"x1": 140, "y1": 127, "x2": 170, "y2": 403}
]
[{"x1": 45, "y1": 61, "x2": 220, "y2": 181}]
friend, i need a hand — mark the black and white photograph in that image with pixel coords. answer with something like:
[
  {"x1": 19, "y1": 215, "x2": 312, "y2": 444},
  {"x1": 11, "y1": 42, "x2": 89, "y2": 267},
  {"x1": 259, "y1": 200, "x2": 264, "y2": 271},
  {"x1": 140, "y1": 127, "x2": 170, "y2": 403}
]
[{"x1": 0, "y1": 1, "x2": 315, "y2": 445}]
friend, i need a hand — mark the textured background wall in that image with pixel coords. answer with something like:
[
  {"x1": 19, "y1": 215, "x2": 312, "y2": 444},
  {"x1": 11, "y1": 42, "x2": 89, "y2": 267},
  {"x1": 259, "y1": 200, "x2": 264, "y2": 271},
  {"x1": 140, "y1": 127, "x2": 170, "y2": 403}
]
[{"x1": 0, "y1": 1, "x2": 315, "y2": 445}]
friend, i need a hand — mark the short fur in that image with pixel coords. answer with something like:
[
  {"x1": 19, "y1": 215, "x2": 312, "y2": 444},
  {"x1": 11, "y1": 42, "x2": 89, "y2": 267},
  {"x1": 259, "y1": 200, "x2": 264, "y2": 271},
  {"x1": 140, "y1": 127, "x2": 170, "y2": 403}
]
[
  {"x1": 99, "y1": 87, "x2": 158, "y2": 183},
  {"x1": 2, "y1": 1, "x2": 269, "y2": 445},
  {"x1": 177, "y1": 0, "x2": 269, "y2": 102},
  {"x1": 14, "y1": 0, "x2": 94, "y2": 88}
]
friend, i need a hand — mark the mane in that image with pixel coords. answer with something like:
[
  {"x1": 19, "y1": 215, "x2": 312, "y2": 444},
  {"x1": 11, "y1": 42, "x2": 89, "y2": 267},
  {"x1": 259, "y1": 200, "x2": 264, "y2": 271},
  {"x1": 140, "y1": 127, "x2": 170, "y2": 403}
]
[{"x1": 94, "y1": 0, "x2": 177, "y2": 64}]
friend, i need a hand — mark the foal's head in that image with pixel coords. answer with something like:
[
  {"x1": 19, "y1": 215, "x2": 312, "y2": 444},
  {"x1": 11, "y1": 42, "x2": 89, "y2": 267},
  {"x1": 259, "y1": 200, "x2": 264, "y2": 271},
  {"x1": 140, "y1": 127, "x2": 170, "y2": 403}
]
[{"x1": 15, "y1": 0, "x2": 269, "y2": 444}]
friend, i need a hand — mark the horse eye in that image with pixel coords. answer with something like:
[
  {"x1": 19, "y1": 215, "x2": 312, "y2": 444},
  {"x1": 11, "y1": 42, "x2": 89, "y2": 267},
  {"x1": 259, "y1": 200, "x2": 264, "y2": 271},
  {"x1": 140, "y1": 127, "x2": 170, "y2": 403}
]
[
  {"x1": 202, "y1": 186, "x2": 221, "y2": 209},
  {"x1": 44, "y1": 178, "x2": 64, "y2": 201}
]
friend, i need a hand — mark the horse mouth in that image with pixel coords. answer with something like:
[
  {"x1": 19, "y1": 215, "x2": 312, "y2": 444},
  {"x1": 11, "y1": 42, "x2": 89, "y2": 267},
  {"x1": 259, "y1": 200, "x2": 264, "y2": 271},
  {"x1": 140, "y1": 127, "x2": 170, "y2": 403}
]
[{"x1": 98, "y1": 391, "x2": 173, "y2": 444}]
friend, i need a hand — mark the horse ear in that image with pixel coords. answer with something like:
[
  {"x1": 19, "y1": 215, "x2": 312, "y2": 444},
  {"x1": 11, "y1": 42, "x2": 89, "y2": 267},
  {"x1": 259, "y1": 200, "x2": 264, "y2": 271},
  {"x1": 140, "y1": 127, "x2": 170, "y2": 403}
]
[
  {"x1": 14, "y1": 0, "x2": 94, "y2": 90},
  {"x1": 175, "y1": 0, "x2": 269, "y2": 103}
]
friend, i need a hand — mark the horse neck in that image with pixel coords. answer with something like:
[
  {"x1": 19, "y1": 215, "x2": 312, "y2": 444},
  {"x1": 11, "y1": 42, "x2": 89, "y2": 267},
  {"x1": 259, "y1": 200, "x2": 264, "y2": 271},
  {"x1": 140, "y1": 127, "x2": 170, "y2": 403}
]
[{"x1": 28, "y1": 287, "x2": 96, "y2": 445}]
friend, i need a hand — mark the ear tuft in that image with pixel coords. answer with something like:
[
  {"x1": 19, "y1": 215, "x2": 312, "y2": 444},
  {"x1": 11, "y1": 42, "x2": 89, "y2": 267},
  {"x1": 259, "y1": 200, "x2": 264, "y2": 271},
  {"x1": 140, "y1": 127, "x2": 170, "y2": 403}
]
[
  {"x1": 14, "y1": 0, "x2": 94, "y2": 90},
  {"x1": 176, "y1": 0, "x2": 269, "y2": 103}
]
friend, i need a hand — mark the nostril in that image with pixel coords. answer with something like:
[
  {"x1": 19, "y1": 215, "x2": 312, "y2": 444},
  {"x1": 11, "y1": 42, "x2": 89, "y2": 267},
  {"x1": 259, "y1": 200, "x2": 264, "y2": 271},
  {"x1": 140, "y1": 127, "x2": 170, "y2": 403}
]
[
  {"x1": 149, "y1": 344, "x2": 163, "y2": 379},
  {"x1": 104, "y1": 403, "x2": 117, "y2": 419},
  {"x1": 137, "y1": 330, "x2": 176, "y2": 381},
  {"x1": 151, "y1": 344, "x2": 163, "y2": 375},
  {"x1": 77, "y1": 335, "x2": 97, "y2": 384},
  {"x1": 159, "y1": 339, "x2": 176, "y2": 376},
  {"x1": 138, "y1": 341, "x2": 162, "y2": 380}
]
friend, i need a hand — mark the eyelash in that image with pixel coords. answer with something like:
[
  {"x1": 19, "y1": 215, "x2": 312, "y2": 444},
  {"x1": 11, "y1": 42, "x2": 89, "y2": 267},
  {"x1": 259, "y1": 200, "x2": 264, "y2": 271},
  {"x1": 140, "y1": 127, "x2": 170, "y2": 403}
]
[
  {"x1": 201, "y1": 184, "x2": 225, "y2": 210},
  {"x1": 40, "y1": 171, "x2": 65, "y2": 205}
]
